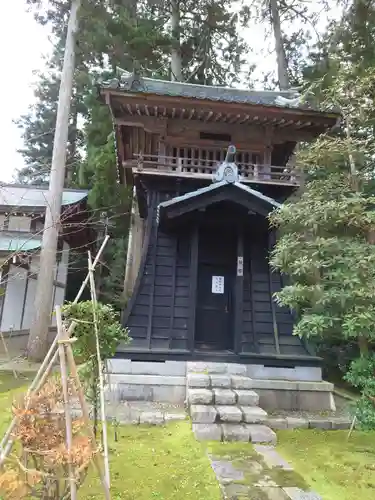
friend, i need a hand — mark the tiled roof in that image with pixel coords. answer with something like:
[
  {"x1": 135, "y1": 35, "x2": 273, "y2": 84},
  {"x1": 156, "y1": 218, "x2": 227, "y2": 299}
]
[
  {"x1": 0, "y1": 234, "x2": 41, "y2": 252},
  {"x1": 101, "y1": 71, "x2": 317, "y2": 111},
  {"x1": 0, "y1": 185, "x2": 88, "y2": 210}
]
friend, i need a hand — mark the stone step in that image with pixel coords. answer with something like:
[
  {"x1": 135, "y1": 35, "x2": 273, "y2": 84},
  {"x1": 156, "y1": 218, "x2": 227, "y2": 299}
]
[
  {"x1": 187, "y1": 387, "x2": 259, "y2": 406},
  {"x1": 187, "y1": 373, "x2": 254, "y2": 390},
  {"x1": 190, "y1": 404, "x2": 268, "y2": 424},
  {"x1": 192, "y1": 422, "x2": 277, "y2": 444},
  {"x1": 187, "y1": 361, "x2": 247, "y2": 376}
]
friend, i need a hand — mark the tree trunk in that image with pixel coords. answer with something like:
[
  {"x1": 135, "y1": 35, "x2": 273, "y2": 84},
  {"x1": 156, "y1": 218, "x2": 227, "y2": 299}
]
[
  {"x1": 170, "y1": 0, "x2": 182, "y2": 81},
  {"x1": 358, "y1": 335, "x2": 369, "y2": 357},
  {"x1": 66, "y1": 100, "x2": 78, "y2": 186},
  {"x1": 27, "y1": 0, "x2": 82, "y2": 362},
  {"x1": 269, "y1": 0, "x2": 290, "y2": 90}
]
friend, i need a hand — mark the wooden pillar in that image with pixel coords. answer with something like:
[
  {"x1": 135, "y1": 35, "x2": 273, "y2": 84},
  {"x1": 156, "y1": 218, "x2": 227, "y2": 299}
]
[
  {"x1": 188, "y1": 225, "x2": 199, "y2": 352},
  {"x1": 234, "y1": 226, "x2": 244, "y2": 354},
  {"x1": 20, "y1": 269, "x2": 30, "y2": 330},
  {"x1": 262, "y1": 145, "x2": 272, "y2": 180},
  {"x1": 0, "y1": 262, "x2": 9, "y2": 331},
  {"x1": 123, "y1": 189, "x2": 144, "y2": 301}
]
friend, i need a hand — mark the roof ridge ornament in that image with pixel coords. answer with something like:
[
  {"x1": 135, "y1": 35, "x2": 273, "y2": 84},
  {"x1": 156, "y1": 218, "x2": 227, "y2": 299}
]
[
  {"x1": 213, "y1": 145, "x2": 239, "y2": 184},
  {"x1": 117, "y1": 63, "x2": 147, "y2": 92}
]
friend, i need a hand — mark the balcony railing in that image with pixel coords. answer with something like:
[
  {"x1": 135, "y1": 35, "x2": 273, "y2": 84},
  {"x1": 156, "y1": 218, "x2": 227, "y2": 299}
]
[{"x1": 126, "y1": 154, "x2": 301, "y2": 186}]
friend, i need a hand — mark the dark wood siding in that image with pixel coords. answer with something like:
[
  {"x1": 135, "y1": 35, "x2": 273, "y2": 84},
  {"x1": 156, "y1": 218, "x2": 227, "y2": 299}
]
[
  {"x1": 125, "y1": 189, "x2": 191, "y2": 351},
  {"x1": 270, "y1": 272, "x2": 306, "y2": 355},
  {"x1": 121, "y1": 181, "x2": 312, "y2": 362},
  {"x1": 241, "y1": 217, "x2": 306, "y2": 356}
]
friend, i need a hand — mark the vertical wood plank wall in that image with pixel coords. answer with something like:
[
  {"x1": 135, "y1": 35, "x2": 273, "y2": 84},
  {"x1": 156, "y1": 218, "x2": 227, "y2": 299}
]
[{"x1": 121, "y1": 191, "x2": 306, "y2": 357}]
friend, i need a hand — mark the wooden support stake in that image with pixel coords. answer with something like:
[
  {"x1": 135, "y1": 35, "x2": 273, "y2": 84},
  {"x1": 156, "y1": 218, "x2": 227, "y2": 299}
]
[
  {"x1": 0, "y1": 330, "x2": 18, "y2": 379},
  {"x1": 347, "y1": 415, "x2": 357, "y2": 440},
  {"x1": 88, "y1": 251, "x2": 111, "y2": 489},
  {"x1": 56, "y1": 306, "x2": 77, "y2": 499},
  {"x1": 0, "y1": 237, "x2": 110, "y2": 463},
  {"x1": 64, "y1": 332, "x2": 111, "y2": 500},
  {"x1": 0, "y1": 322, "x2": 76, "y2": 466},
  {"x1": 74, "y1": 235, "x2": 110, "y2": 306}
]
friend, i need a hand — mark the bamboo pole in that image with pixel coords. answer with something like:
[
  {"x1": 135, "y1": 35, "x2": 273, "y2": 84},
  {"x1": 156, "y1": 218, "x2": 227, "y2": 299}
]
[
  {"x1": 0, "y1": 322, "x2": 76, "y2": 464},
  {"x1": 88, "y1": 251, "x2": 111, "y2": 489},
  {"x1": 75, "y1": 235, "x2": 110, "y2": 305},
  {"x1": 56, "y1": 306, "x2": 77, "y2": 499},
  {"x1": 0, "y1": 330, "x2": 18, "y2": 379},
  {"x1": 0, "y1": 237, "x2": 110, "y2": 462},
  {"x1": 347, "y1": 415, "x2": 357, "y2": 440},
  {"x1": 64, "y1": 329, "x2": 111, "y2": 500}
]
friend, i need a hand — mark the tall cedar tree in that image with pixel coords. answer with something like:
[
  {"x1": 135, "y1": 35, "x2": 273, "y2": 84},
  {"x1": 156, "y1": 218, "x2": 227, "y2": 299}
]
[{"x1": 18, "y1": 0, "x2": 251, "y2": 307}]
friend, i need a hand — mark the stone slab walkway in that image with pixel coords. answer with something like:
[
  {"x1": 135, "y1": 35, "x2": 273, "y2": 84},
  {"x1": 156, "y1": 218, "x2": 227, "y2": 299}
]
[{"x1": 207, "y1": 443, "x2": 321, "y2": 500}]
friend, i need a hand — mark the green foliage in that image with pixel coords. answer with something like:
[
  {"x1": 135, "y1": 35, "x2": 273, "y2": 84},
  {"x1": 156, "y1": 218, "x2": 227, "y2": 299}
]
[
  {"x1": 270, "y1": 56, "x2": 375, "y2": 426},
  {"x1": 62, "y1": 300, "x2": 129, "y2": 362},
  {"x1": 344, "y1": 354, "x2": 375, "y2": 430},
  {"x1": 81, "y1": 128, "x2": 132, "y2": 308},
  {"x1": 62, "y1": 300, "x2": 130, "y2": 433},
  {"x1": 270, "y1": 65, "x2": 375, "y2": 349}
]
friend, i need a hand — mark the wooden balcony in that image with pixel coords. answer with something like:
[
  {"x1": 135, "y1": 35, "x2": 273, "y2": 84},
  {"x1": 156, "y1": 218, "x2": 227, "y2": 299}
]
[{"x1": 124, "y1": 154, "x2": 301, "y2": 187}]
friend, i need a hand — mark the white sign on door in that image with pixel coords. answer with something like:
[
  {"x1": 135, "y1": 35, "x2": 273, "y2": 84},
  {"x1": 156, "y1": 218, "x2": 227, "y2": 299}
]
[
  {"x1": 212, "y1": 276, "x2": 224, "y2": 294},
  {"x1": 237, "y1": 256, "x2": 244, "y2": 277}
]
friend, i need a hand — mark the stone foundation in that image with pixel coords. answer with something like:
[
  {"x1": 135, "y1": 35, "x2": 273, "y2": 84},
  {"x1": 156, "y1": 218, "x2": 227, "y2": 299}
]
[
  {"x1": 106, "y1": 359, "x2": 187, "y2": 404},
  {"x1": 105, "y1": 359, "x2": 335, "y2": 411}
]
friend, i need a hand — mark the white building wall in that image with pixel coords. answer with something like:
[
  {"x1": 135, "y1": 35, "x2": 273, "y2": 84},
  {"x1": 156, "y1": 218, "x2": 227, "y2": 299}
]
[
  {"x1": 21, "y1": 277, "x2": 37, "y2": 330},
  {"x1": 1, "y1": 242, "x2": 70, "y2": 332},
  {"x1": 1, "y1": 265, "x2": 27, "y2": 331}
]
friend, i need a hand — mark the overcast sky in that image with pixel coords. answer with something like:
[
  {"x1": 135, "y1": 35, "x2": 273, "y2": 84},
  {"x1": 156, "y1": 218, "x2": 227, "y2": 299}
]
[
  {"x1": 1, "y1": 2, "x2": 340, "y2": 185},
  {"x1": 1, "y1": 2, "x2": 52, "y2": 183}
]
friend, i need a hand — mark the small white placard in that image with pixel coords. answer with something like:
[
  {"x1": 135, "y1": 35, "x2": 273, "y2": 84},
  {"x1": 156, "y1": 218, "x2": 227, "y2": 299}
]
[
  {"x1": 212, "y1": 275, "x2": 224, "y2": 294},
  {"x1": 237, "y1": 256, "x2": 244, "y2": 277}
]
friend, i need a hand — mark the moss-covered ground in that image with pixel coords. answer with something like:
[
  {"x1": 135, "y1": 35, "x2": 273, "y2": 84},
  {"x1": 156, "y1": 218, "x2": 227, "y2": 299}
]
[
  {"x1": 0, "y1": 371, "x2": 375, "y2": 500},
  {"x1": 277, "y1": 429, "x2": 375, "y2": 500},
  {"x1": 79, "y1": 422, "x2": 221, "y2": 500}
]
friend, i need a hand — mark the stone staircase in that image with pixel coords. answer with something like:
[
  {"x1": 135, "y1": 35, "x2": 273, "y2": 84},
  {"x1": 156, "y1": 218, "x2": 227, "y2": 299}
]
[{"x1": 186, "y1": 363, "x2": 277, "y2": 444}]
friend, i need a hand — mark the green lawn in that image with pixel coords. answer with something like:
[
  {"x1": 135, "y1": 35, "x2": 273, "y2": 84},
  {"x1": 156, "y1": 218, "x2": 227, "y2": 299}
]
[
  {"x1": 79, "y1": 423, "x2": 221, "y2": 500},
  {"x1": 277, "y1": 429, "x2": 375, "y2": 500},
  {"x1": 0, "y1": 372, "x2": 220, "y2": 500},
  {"x1": 1, "y1": 372, "x2": 375, "y2": 500}
]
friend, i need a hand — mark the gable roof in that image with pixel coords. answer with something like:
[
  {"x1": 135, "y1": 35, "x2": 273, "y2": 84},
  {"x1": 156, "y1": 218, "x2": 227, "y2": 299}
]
[
  {"x1": 157, "y1": 180, "x2": 280, "y2": 227},
  {"x1": 0, "y1": 185, "x2": 88, "y2": 210}
]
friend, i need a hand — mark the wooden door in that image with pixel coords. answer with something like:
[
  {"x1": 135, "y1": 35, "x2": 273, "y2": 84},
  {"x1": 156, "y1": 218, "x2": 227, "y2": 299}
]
[{"x1": 195, "y1": 263, "x2": 233, "y2": 350}]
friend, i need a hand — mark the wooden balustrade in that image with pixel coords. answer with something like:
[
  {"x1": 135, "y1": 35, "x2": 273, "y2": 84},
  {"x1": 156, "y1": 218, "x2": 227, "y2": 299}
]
[{"x1": 128, "y1": 153, "x2": 301, "y2": 186}]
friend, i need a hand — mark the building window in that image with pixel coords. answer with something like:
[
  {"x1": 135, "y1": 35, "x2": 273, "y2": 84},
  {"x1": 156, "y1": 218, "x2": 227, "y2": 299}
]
[{"x1": 8, "y1": 216, "x2": 31, "y2": 232}]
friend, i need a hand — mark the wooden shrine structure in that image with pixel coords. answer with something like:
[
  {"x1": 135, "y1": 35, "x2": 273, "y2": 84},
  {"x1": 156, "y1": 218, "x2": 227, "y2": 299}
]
[{"x1": 100, "y1": 72, "x2": 339, "y2": 368}]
